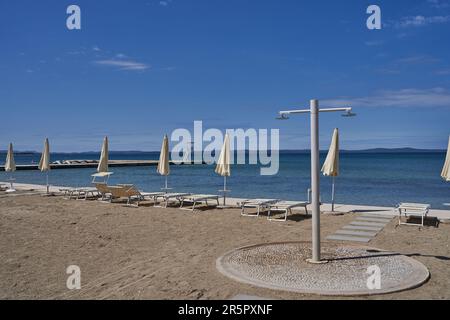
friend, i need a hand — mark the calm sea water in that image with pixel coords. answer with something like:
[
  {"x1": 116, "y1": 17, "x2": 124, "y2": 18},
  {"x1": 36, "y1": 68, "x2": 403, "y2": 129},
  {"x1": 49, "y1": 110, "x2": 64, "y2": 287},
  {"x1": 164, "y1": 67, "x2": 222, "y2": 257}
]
[{"x1": 1, "y1": 152, "x2": 449, "y2": 209}]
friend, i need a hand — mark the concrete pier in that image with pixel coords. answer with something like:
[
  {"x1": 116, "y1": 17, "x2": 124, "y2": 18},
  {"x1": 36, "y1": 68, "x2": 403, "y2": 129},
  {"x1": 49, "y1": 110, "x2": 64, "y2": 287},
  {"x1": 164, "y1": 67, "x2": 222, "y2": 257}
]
[{"x1": 0, "y1": 160, "x2": 198, "y2": 171}]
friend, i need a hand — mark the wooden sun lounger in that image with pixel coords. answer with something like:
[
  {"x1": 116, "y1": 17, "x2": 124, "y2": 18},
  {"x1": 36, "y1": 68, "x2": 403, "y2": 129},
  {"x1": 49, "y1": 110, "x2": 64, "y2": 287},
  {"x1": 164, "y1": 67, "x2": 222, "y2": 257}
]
[
  {"x1": 154, "y1": 192, "x2": 192, "y2": 208},
  {"x1": 94, "y1": 183, "x2": 115, "y2": 201},
  {"x1": 107, "y1": 185, "x2": 149, "y2": 207},
  {"x1": 397, "y1": 202, "x2": 430, "y2": 227},
  {"x1": 240, "y1": 199, "x2": 279, "y2": 217},
  {"x1": 179, "y1": 194, "x2": 220, "y2": 211},
  {"x1": 267, "y1": 201, "x2": 309, "y2": 222}
]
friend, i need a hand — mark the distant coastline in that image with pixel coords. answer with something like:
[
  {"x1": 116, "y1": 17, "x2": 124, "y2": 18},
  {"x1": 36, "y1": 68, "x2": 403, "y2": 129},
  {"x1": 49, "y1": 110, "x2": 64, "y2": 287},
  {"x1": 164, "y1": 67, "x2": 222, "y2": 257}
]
[{"x1": 0, "y1": 148, "x2": 446, "y2": 155}]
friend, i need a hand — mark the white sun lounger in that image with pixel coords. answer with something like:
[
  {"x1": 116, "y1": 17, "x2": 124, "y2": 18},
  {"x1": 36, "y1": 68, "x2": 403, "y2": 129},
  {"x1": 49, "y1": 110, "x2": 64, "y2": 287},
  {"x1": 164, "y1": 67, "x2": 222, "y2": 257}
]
[
  {"x1": 59, "y1": 187, "x2": 76, "y2": 198},
  {"x1": 67, "y1": 187, "x2": 99, "y2": 200},
  {"x1": 0, "y1": 183, "x2": 8, "y2": 191},
  {"x1": 154, "y1": 192, "x2": 192, "y2": 208},
  {"x1": 397, "y1": 202, "x2": 430, "y2": 227},
  {"x1": 141, "y1": 191, "x2": 166, "y2": 201},
  {"x1": 240, "y1": 199, "x2": 279, "y2": 217},
  {"x1": 179, "y1": 194, "x2": 220, "y2": 211},
  {"x1": 267, "y1": 201, "x2": 309, "y2": 222}
]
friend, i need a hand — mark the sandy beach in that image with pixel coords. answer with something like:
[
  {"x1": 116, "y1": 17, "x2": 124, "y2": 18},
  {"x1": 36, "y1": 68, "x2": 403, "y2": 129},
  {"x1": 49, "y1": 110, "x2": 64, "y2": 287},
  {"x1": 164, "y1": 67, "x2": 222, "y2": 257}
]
[{"x1": 1, "y1": 187, "x2": 449, "y2": 300}]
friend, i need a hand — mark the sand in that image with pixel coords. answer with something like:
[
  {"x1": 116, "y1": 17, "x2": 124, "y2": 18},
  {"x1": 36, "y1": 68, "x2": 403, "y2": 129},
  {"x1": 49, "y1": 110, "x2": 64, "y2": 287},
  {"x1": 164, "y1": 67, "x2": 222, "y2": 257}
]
[{"x1": 0, "y1": 194, "x2": 449, "y2": 300}]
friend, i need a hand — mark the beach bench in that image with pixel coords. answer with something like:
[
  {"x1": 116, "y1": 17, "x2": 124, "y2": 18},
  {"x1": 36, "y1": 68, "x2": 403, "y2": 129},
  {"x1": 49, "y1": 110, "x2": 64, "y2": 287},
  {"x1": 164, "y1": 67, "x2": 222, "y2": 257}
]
[
  {"x1": 240, "y1": 199, "x2": 279, "y2": 217},
  {"x1": 154, "y1": 192, "x2": 192, "y2": 208},
  {"x1": 179, "y1": 194, "x2": 220, "y2": 211},
  {"x1": 397, "y1": 202, "x2": 430, "y2": 227},
  {"x1": 267, "y1": 201, "x2": 309, "y2": 222}
]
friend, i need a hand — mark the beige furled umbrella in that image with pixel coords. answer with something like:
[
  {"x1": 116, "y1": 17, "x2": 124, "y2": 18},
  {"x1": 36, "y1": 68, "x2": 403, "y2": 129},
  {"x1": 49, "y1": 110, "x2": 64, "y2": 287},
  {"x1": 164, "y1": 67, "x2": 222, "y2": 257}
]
[
  {"x1": 38, "y1": 138, "x2": 51, "y2": 194},
  {"x1": 321, "y1": 128, "x2": 339, "y2": 212},
  {"x1": 5, "y1": 143, "x2": 16, "y2": 192},
  {"x1": 93, "y1": 136, "x2": 113, "y2": 184},
  {"x1": 441, "y1": 136, "x2": 450, "y2": 182},
  {"x1": 97, "y1": 136, "x2": 109, "y2": 173},
  {"x1": 157, "y1": 135, "x2": 170, "y2": 190},
  {"x1": 215, "y1": 133, "x2": 231, "y2": 206}
]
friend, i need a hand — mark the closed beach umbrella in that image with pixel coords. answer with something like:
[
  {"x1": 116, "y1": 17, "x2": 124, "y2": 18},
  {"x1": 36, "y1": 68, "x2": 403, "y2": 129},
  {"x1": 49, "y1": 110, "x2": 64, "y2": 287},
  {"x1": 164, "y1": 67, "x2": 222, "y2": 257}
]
[
  {"x1": 97, "y1": 136, "x2": 109, "y2": 173},
  {"x1": 93, "y1": 136, "x2": 113, "y2": 184},
  {"x1": 157, "y1": 135, "x2": 170, "y2": 190},
  {"x1": 321, "y1": 128, "x2": 339, "y2": 212},
  {"x1": 441, "y1": 136, "x2": 450, "y2": 182},
  {"x1": 38, "y1": 138, "x2": 51, "y2": 194},
  {"x1": 215, "y1": 133, "x2": 231, "y2": 206},
  {"x1": 5, "y1": 143, "x2": 16, "y2": 172},
  {"x1": 5, "y1": 143, "x2": 16, "y2": 192}
]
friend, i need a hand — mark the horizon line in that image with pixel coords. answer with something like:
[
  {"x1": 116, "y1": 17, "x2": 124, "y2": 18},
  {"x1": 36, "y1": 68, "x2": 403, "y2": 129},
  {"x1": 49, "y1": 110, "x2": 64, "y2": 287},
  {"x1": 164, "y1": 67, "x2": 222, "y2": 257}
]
[{"x1": 0, "y1": 147, "x2": 446, "y2": 154}]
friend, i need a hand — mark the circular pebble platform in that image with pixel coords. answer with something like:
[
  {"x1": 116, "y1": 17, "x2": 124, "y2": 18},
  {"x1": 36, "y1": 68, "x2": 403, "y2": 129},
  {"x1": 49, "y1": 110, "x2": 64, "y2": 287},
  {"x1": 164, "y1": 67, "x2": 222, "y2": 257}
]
[{"x1": 216, "y1": 242, "x2": 430, "y2": 296}]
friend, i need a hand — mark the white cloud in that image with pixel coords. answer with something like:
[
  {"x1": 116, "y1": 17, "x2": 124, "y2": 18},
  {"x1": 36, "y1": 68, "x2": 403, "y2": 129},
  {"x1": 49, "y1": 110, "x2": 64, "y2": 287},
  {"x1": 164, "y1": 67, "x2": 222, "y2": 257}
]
[
  {"x1": 395, "y1": 55, "x2": 440, "y2": 64},
  {"x1": 94, "y1": 59, "x2": 150, "y2": 71},
  {"x1": 396, "y1": 15, "x2": 450, "y2": 28},
  {"x1": 323, "y1": 88, "x2": 450, "y2": 108},
  {"x1": 364, "y1": 40, "x2": 384, "y2": 46},
  {"x1": 427, "y1": 0, "x2": 450, "y2": 9},
  {"x1": 436, "y1": 69, "x2": 450, "y2": 75},
  {"x1": 92, "y1": 46, "x2": 101, "y2": 52}
]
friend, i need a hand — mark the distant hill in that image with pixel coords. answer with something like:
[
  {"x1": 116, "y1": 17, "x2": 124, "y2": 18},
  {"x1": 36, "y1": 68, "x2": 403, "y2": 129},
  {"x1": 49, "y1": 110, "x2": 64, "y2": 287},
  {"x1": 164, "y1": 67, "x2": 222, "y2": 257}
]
[
  {"x1": 342, "y1": 148, "x2": 445, "y2": 153},
  {"x1": 0, "y1": 148, "x2": 445, "y2": 154},
  {"x1": 279, "y1": 148, "x2": 445, "y2": 154}
]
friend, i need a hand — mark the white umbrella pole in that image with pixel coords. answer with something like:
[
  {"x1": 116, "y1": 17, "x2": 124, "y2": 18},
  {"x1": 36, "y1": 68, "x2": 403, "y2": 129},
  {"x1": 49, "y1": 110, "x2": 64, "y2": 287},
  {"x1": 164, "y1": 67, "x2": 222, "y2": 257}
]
[
  {"x1": 10, "y1": 174, "x2": 14, "y2": 190},
  {"x1": 223, "y1": 176, "x2": 227, "y2": 206},
  {"x1": 165, "y1": 175, "x2": 168, "y2": 191},
  {"x1": 331, "y1": 176, "x2": 335, "y2": 212}
]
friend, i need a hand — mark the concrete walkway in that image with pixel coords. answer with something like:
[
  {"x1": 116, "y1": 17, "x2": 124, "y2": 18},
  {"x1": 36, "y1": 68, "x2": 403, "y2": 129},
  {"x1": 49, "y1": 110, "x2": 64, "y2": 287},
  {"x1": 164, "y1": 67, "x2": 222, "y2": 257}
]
[{"x1": 326, "y1": 213, "x2": 394, "y2": 243}]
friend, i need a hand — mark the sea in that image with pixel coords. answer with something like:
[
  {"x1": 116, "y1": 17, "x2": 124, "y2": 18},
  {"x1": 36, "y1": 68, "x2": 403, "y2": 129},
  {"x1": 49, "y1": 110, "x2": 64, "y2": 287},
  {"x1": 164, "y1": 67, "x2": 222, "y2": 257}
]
[{"x1": 1, "y1": 151, "x2": 449, "y2": 209}]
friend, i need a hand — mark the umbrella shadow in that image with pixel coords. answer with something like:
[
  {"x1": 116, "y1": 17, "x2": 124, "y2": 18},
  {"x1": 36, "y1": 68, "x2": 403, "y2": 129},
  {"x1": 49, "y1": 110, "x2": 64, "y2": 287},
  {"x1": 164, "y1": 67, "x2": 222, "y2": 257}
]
[
  {"x1": 397, "y1": 216, "x2": 440, "y2": 228},
  {"x1": 328, "y1": 249, "x2": 450, "y2": 262},
  {"x1": 349, "y1": 209, "x2": 391, "y2": 214},
  {"x1": 253, "y1": 210, "x2": 311, "y2": 222}
]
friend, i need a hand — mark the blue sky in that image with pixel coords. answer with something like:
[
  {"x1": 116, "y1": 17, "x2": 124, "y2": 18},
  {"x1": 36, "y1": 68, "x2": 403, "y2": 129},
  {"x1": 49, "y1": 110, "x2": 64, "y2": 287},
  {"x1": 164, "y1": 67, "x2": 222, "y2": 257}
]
[{"x1": 1, "y1": 0, "x2": 449, "y2": 152}]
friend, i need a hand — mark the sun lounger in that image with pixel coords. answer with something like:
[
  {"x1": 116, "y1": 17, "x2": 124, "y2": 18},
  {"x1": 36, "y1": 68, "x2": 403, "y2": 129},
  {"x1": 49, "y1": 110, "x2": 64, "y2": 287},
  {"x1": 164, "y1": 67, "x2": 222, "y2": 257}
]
[
  {"x1": 70, "y1": 187, "x2": 100, "y2": 200},
  {"x1": 107, "y1": 185, "x2": 140, "y2": 206},
  {"x1": 397, "y1": 202, "x2": 430, "y2": 227},
  {"x1": 0, "y1": 184, "x2": 8, "y2": 191},
  {"x1": 267, "y1": 201, "x2": 309, "y2": 221},
  {"x1": 179, "y1": 194, "x2": 220, "y2": 211},
  {"x1": 58, "y1": 187, "x2": 76, "y2": 198},
  {"x1": 240, "y1": 199, "x2": 279, "y2": 217},
  {"x1": 106, "y1": 185, "x2": 163, "y2": 207},
  {"x1": 94, "y1": 183, "x2": 115, "y2": 201},
  {"x1": 154, "y1": 192, "x2": 192, "y2": 208}
]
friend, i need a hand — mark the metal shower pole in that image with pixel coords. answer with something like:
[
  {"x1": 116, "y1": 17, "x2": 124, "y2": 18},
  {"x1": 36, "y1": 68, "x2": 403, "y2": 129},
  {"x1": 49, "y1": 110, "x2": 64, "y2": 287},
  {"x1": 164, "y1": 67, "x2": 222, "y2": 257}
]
[{"x1": 278, "y1": 99, "x2": 355, "y2": 263}]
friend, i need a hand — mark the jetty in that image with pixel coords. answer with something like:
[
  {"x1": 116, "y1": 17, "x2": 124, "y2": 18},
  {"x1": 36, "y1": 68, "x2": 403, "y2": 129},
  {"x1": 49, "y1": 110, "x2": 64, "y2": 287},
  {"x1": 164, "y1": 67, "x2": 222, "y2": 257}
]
[{"x1": 0, "y1": 160, "x2": 199, "y2": 171}]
